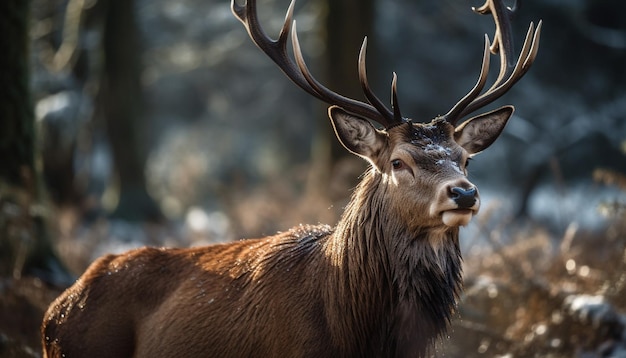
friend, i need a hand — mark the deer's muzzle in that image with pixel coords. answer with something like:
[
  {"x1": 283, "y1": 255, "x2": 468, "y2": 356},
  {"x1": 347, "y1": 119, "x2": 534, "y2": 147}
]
[{"x1": 430, "y1": 179, "x2": 480, "y2": 227}]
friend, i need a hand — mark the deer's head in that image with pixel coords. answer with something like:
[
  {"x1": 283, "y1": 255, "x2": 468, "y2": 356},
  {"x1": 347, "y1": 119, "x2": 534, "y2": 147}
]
[
  {"x1": 233, "y1": 0, "x2": 541, "y2": 229},
  {"x1": 330, "y1": 105, "x2": 513, "y2": 228}
]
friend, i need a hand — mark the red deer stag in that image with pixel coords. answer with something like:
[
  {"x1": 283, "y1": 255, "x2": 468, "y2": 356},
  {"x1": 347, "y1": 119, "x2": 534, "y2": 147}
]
[{"x1": 42, "y1": 0, "x2": 540, "y2": 357}]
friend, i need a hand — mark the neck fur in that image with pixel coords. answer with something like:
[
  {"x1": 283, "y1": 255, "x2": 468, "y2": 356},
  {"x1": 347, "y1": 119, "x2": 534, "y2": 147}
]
[{"x1": 323, "y1": 170, "x2": 463, "y2": 357}]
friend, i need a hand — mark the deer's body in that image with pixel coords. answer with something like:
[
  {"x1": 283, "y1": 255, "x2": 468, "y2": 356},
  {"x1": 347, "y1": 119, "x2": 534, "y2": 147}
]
[
  {"x1": 44, "y1": 171, "x2": 462, "y2": 358},
  {"x1": 42, "y1": 0, "x2": 540, "y2": 356}
]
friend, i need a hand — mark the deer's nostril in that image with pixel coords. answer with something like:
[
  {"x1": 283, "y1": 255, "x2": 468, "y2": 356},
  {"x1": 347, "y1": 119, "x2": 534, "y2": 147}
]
[{"x1": 450, "y1": 187, "x2": 477, "y2": 209}]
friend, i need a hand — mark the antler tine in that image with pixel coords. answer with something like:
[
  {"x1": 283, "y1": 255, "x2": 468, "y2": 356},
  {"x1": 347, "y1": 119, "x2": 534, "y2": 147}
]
[
  {"x1": 443, "y1": 0, "x2": 541, "y2": 125},
  {"x1": 290, "y1": 22, "x2": 392, "y2": 126},
  {"x1": 232, "y1": 0, "x2": 308, "y2": 94},
  {"x1": 231, "y1": 0, "x2": 401, "y2": 128},
  {"x1": 457, "y1": 20, "x2": 541, "y2": 119},
  {"x1": 391, "y1": 73, "x2": 403, "y2": 123},
  {"x1": 358, "y1": 38, "x2": 402, "y2": 125},
  {"x1": 232, "y1": 0, "x2": 316, "y2": 98},
  {"x1": 443, "y1": 35, "x2": 491, "y2": 125}
]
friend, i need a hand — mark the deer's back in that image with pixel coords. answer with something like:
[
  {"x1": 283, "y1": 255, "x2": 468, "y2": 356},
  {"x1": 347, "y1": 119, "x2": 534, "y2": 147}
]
[{"x1": 42, "y1": 225, "x2": 337, "y2": 358}]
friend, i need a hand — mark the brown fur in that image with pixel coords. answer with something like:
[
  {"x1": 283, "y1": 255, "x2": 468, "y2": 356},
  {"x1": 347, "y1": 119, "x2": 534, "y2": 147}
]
[{"x1": 42, "y1": 111, "x2": 513, "y2": 357}]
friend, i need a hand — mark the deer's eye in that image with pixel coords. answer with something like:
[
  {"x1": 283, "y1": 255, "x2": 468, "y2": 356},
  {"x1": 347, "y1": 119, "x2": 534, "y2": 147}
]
[{"x1": 391, "y1": 159, "x2": 405, "y2": 170}]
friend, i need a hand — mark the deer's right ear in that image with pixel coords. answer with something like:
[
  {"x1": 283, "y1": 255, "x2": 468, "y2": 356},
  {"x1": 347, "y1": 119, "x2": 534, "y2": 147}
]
[{"x1": 329, "y1": 106, "x2": 386, "y2": 160}]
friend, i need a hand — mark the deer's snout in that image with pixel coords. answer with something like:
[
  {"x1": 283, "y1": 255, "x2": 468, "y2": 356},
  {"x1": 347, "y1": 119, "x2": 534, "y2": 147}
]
[
  {"x1": 430, "y1": 179, "x2": 480, "y2": 227},
  {"x1": 449, "y1": 186, "x2": 477, "y2": 209}
]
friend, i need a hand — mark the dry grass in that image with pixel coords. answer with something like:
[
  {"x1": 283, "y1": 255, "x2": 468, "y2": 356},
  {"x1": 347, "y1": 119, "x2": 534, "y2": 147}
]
[{"x1": 446, "y1": 212, "x2": 626, "y2": 357}]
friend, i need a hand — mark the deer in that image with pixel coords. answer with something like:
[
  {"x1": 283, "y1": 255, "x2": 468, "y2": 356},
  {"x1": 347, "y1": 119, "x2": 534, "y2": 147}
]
[{"x1": 41, "y1": 0, "x2": 541, "y2": 357}]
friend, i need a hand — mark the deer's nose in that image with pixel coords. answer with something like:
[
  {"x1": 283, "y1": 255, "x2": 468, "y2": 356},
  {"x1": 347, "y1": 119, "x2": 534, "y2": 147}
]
[{"x1": 449, "y1": 186, "x2": 477, "y2": 209}]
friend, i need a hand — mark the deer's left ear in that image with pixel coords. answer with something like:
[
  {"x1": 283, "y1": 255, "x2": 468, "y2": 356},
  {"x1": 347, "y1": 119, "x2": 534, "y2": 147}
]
[
  {"x1": 328, "y1": 106, "x2": 387, "y2": 161},
  {"x1": 454, "y1": 106, "x2": 514, "y2": 155}
]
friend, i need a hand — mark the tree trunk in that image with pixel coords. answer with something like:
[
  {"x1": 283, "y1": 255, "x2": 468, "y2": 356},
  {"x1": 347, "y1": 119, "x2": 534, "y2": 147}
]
[
  {"x1": 0, "y1": 0, "x2": 70, "y2": 284},
  {"x1": 100, "y1": 0, "x2": 162, "y2": 222},
  {"x1": 307, "y1": 0, "x2": 376, "y2": 201},
  {"x1": 326, "y1": 0, "x2": 376, "y2": 158}
]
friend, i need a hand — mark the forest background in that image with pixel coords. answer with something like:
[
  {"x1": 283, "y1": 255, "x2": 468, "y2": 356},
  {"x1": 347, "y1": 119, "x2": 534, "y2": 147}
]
[{"x1": 1, "y1": 0, "x2": 625, "y2": 356}]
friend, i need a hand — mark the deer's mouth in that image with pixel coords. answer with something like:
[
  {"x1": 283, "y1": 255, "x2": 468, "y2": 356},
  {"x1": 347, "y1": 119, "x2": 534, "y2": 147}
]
[{"x1": 441, "y1": 209, "x2": 474, "y2": 227}]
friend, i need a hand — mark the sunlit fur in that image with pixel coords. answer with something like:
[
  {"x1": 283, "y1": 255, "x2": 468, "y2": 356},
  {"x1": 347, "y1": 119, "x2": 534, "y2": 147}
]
[{"x1": 42, "y1": 116, "x2": 479, "y2": 358}]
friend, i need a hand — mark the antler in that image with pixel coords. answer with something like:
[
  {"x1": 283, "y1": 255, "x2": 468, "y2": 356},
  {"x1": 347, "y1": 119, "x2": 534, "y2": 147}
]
[
  {"x1": 443, "y1": 0, "x2": 542, "y2": 126},
  {"x1": 231, "y1": 0, "x2": 405, "y2": 128}
]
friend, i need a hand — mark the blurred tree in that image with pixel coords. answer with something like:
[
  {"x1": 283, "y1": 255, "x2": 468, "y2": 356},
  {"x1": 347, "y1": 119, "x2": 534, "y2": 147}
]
[
  {"x1": 325, "y1": 0, "x2": 375, "y2": 111},
  {"x1": 37, "y1": 0, "x2": 90, "y2": 210},
  {"x1": 0, "y1": 0, "x2": 69, "y2": 283},
  {"x1": 307, "y1": 0, "x2": 375, "y2": 199},
  {"x1": 99, "y1": 0, "x2": 162, "y2": 221},
  {"x1": 326, "y1": 0, "x2": 375, "y2": 158}
]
